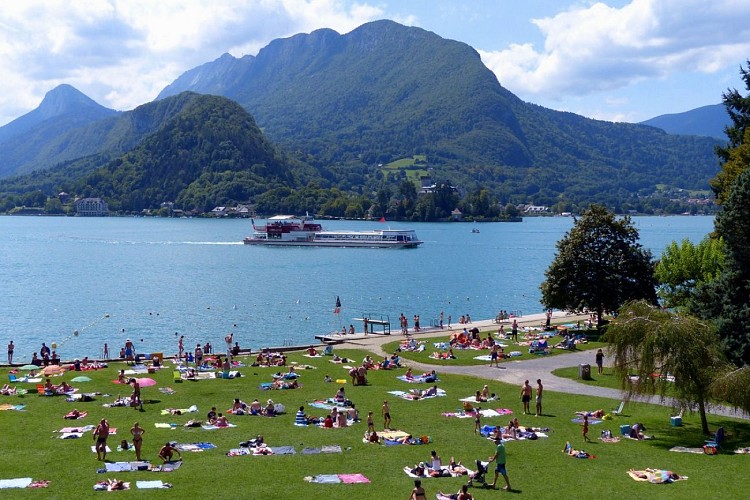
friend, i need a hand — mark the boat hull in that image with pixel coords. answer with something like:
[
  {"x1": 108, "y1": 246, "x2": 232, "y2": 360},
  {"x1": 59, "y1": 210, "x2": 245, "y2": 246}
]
[{"x1": 243, "y1": 238, "x2": 421, "y2": 248}]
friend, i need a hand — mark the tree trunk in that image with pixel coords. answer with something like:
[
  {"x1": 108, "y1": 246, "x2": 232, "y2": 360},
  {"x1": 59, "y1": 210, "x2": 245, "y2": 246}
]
[
  {"x1": 698, "y1": 398, "x2": 710, "y2": 435},
  {"x1": 597, "y1": 305, "x2": 604, "y2": 328}
]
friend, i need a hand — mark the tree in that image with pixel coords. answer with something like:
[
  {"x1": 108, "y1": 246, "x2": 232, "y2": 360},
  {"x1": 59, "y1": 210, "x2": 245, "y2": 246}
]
[
  {"x1": 712, "y1": 60, "x2": 750, "y2": 203},
  {"x1": 540, "y1": 204, "x2": 657, "y2": 326},
  {"x1": 604, "y1": 301, "x2": 728, "y2": 434},
  {"x1": 697, "y1": 167, "x2": 750, "y2": 366},
  {"x1": 654, "y1": 236, "x2": 724, "y2": 313}
]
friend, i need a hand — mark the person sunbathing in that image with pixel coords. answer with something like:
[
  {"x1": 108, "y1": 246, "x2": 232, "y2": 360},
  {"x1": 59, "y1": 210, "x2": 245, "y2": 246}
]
[
  {"x1": 215, "y1": 413, "x2": 229, "y2": 427},
  {"x1": 366, "y1": 430, "x2": 379, "y2": 443},
  {"x1": 0, "y1": 384, "x2": 16, "y2": 395},
  {"x1": 410, "y1": 462, "x2": 427, "y2": 477},
  {"x1": 576, "y1": 409, "x2": 605, "y2": 418},
  {"x1": 307, "y1": 346, "x2": 318, "y2": 356},
  {"x1": 474, "y1": 390, "x2": 487, "y2": 402},
  {"x1": 404, "y1": 368, "x2": 414, "y2": 380},
  {"x1": 336, "y1": 410, "x2": 347, "y2": 428},
  {"x1": 323, "y1": 415, "x2": 334, "y2": 428},
  {"x1": 423, "y1": 385, "x2": 439, "y2": 397}
]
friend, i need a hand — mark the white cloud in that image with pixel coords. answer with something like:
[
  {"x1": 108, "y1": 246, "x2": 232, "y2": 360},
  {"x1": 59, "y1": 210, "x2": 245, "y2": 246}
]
[
  {"x1": 0, "y1": 0, "x2": 383, "y2": 125},
  {"x1": 479, "y1": 0, "x2": 750, "y2": 104}
]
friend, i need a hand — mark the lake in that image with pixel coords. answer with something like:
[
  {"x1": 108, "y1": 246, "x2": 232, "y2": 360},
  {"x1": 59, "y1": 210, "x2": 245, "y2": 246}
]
[{"x1": 0, "y1": 215, "x2": 715, "y2": 362}]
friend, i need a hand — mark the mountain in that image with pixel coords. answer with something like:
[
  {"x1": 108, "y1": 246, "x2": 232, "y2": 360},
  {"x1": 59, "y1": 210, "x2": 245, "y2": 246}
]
[
  {"x1": 0, "y1": 85, "x2": 121, "y2": 177},
  {"x1": 55, "y1": 92, "x2": 312, "y2": 213},
  {"x1": 0, "y1": 20, "x2": 724, "y2": 214},
  {"x1": 640, "y1": 104, "x2": 730, "y2": 139},
  {"x1": 157, "y1": 20, "x2": 720, "y2": 197}
]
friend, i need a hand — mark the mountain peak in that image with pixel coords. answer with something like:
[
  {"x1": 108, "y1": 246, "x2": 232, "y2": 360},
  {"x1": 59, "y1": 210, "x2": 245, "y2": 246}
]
[{"x1": 37, "y1": 84, "x2": 109, "y2": 119}]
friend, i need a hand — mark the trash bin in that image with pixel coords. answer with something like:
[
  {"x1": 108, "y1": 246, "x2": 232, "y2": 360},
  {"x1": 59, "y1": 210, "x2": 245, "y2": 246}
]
[{"x1": 579, "y1": 363, "x2": 591, "y2": 380}]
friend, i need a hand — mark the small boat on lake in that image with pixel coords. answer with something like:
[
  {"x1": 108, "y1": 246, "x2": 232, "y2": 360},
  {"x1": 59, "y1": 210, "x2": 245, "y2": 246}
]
[{"x1": 243, "y1": 215, "x2": 423, "y2": 248}]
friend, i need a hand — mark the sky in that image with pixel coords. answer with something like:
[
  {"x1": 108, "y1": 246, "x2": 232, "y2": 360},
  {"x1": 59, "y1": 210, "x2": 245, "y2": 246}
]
[{"x1": 1, "y1": 0, "x2": 749, "y2": 127}]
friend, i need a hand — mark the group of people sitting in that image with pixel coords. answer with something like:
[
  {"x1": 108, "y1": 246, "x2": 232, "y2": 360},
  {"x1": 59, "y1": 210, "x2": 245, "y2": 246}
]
[
  {"x1": 43, "y1": 378, "x2": 75, "y2": 395},
  {"x1": 403, "y1": 368, "x2": 438, "y2": 383},
  {"x1": 252, "y1": 351, "x2": 287, "y2": 367}
]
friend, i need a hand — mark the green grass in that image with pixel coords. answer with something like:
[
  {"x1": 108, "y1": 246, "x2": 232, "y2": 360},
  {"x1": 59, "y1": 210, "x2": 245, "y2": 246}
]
[
  {"x1": 1, "y1": 350, "x2": 748, "y2": 498},
  {"x1": 386, "y1": 335, "x2": 606, "y2": 367}
]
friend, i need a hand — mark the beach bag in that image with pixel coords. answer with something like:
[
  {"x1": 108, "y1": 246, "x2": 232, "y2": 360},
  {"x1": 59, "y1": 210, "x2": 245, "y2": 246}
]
[{"x1": 704, "y1": 444, "x2": 718, "y2": 455}]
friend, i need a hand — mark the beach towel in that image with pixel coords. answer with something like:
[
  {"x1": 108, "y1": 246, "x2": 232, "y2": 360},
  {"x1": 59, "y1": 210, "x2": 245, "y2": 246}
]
[
  {"x1": 0, "y1": 404, "x2": 25, "y2": 411},
  {"x1": 379, "y1": 430, "x2": 411, "y2": 440},
  {"x1": 160, "y1": 405, "x2": 198, "y2": 415},
  {"x1": 201, "y1": 423, "x2": 237, "y2": 430},
  {"x1": 669, "y1": 446, "x2": 704, "y2": 454},
  {"x1": 158, "y1": 387, "x2": 176, "y2": 395},
  {"x1": 0, "y1": 478, "x2": 33, "y2": 489},
  {"x1": 338, "y1": 474, "x2": 370, "y2": 484},
  {"x1": 117, "y1": 443, "x2": 134, "y2": 452},
  {"x1": 136, "y1": 481, "x2": 172, "y2": 489},
  {"x1": 175, "y1": 442, "x2": 216, "y2": 452},
  {"x1": 305, "y1": 475, "x2": 341, "y2": 484},
  {"x1": 58, "y1": 425, "x2": 94, "y2": 433},
  {"x1": 226, "y1": 448, "x2": 251, "y2": 457},
  {"x1": 60, "y1": 432, "x2": 84, "y2": 439},
  {"x1": 572, "y1": 417, "x2": 602, "y2": 425},
  {"x1": 402, "y1": 466, "x2": 474, "y2": 479},
  {"x1": 459, "y1": 395, "x2": 498, "y2": 403},
  {"x1": 154, "y1": 423, "x2": 177, "y2": 429},
  {"x1": 627, "y1": 469, "x2": 687, "y2": 483},
  {"x1": 93, "y1": 480, "x2": 130, "y2": 491},
  {"x1": 304, "y1": 474, "x2": 370, "y2": 484},
  {"x1": 322, "y1": 445, "x2": 342, "y2": 453},
  {"x1": 270, "y1": 446, "x2": 296, "y2": 455},
  {"x1": 91, "y1": 446, "x2": 112, "y2": 453},
  {"x1": 388, "y1": 389, "x2": 446, "y2": 401},
  {"x1": 397, "y1": 375, "x2": 439, "y2": 383}
]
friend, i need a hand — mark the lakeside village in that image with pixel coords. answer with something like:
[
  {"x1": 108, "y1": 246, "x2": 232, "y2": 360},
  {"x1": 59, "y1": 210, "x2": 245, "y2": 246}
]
[
  {"x1": 5, "y1": 173, "x2": 715, "y2": 219},
  {"x1": 7, "y1": 191, "x2": 715, "y2": 219}
]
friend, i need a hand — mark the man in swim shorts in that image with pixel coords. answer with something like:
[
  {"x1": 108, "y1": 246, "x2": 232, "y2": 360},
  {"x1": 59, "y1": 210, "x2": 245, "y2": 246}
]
[
  {"x1": 520, "y1": 380, "x2": 532, "y2": 414},
  {"x1": 93, "y1": 418, "x2": 110, "y2": 461}
]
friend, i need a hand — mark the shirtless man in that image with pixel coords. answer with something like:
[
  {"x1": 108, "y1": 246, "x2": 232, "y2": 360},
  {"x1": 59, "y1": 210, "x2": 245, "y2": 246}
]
[
  {"x1": 158, "y1": 442, "x2": 182, "y2": 463},
  {"x1": 536, "y1": 379, "x2": 544, "y2": 417},
  {"x1": 520, "y1": 380, "x2": 532, "y2": 415},
  {"x1": 93, "y1": 418, "x2": 110, "y2": 461},
  {"x1": 382, "y1": 400, "x2": 392, "y2": 429},
  {"x1": 7, "y1": 340, "x2": 13, "y2": 365}
]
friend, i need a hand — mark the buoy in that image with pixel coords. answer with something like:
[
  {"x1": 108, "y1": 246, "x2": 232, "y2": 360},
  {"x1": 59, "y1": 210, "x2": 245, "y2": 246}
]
[
  {"x1": 51, "y1": 342, "x2": 57, "y2": 349},
  {"x1": 73, "y1": 330, "x2": 79, "y2": 336}
]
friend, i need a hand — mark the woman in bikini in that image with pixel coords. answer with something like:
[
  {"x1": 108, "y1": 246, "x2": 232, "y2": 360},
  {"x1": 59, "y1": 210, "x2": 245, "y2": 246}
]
[
  {"x1": 130, "y1": 422, "x2": 144, "y2": 460},
  {"x1": 409, "y1": 479, "x2": 427, "y2": 500}
]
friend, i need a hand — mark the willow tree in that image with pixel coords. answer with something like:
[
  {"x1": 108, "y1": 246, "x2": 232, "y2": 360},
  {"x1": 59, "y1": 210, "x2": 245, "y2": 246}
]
[
  {"x1": 540, "y1": 205, "x2": 657, "y2": 327},
  {"x1": 604, "y1": 300, "x2": 728, "y2": 434}
]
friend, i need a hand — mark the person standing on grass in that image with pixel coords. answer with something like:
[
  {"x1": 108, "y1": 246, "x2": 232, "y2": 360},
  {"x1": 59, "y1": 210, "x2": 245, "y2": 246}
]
[
  {"x1": 131, "y1": 422, "x2": 144, "y2": 461},
  {"x1": 489, "y1": 343, "x2": 500, "y2": 367},
  {"x1": 520, "y1": 380, "x2": 532, "y2": 414},
  {"x1": 382, "y1": 400, "x2": 391, "y2": 429},
  {"x1": 488, "y1": 436, "x2": 512, "y2": 491},
  {"x1": 595, "y1": 348, "x2": 604, "y2": 374},
  {"x1": 225, "y1": 332, "x2": 233, "y2": 357},
  {"x1": 536, "y1": 379, "x2": 543, "y2": 417},
  {"x1": 93, "y1": 418, "x2": 110, "y2": 461},
  {"x1": 409, "y1": 479, "x2": 427, "y2": 500},
  {"x1": 511, "y1": 319, "x2": 518, "y2": 342},
  {"x1": 582, "y1": 414, "x2": 591, "y2": 442}
]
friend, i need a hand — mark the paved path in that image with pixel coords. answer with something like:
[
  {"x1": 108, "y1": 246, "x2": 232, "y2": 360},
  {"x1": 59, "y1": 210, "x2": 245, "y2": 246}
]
[{"x1": 334, "y1": 312, "x2": 749, "y2": 420}]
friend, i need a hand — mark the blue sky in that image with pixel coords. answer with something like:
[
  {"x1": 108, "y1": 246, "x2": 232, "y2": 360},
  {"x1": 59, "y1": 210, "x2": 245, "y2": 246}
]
[{"x1": 1, "y1": 0, "x2": 749, "y2": 126}]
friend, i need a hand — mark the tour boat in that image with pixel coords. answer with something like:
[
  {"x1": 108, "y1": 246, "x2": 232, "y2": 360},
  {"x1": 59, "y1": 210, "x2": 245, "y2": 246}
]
[{"x1": 243, "y1": 215, "x2": 423, "y2": 248}]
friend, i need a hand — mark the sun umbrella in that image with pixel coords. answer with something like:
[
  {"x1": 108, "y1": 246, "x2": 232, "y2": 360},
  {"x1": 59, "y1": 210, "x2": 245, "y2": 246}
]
[
  {"x1": 42, "y1": 365, "x2": 63, "y2": 376},
  {"x1": 135, "y1": 377, "x2": 157, "y2": 387},
  {"x1": 71, "y1": 376, "x2": 92, "y2": 383},
  {"x1": 19, "y1": 364, "x2": 38, "y2": 371}
]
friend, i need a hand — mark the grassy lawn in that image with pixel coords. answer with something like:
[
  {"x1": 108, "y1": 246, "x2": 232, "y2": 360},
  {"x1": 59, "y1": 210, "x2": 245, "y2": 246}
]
[
  {"x1": 1, "y1": 349, "x2": 748, "y2": 498},
  {"x1": 385, "y1": 335, "x2": 606, "y2": 367}
]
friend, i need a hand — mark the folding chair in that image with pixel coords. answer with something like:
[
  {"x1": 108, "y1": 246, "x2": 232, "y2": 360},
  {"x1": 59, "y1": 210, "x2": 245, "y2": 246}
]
[
  {"x1": 706, "y1": 427, "x2": 725, "y2": 450},
  {"x1": 611, "y1": 401, "x2": 625, "y2": 415}
]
